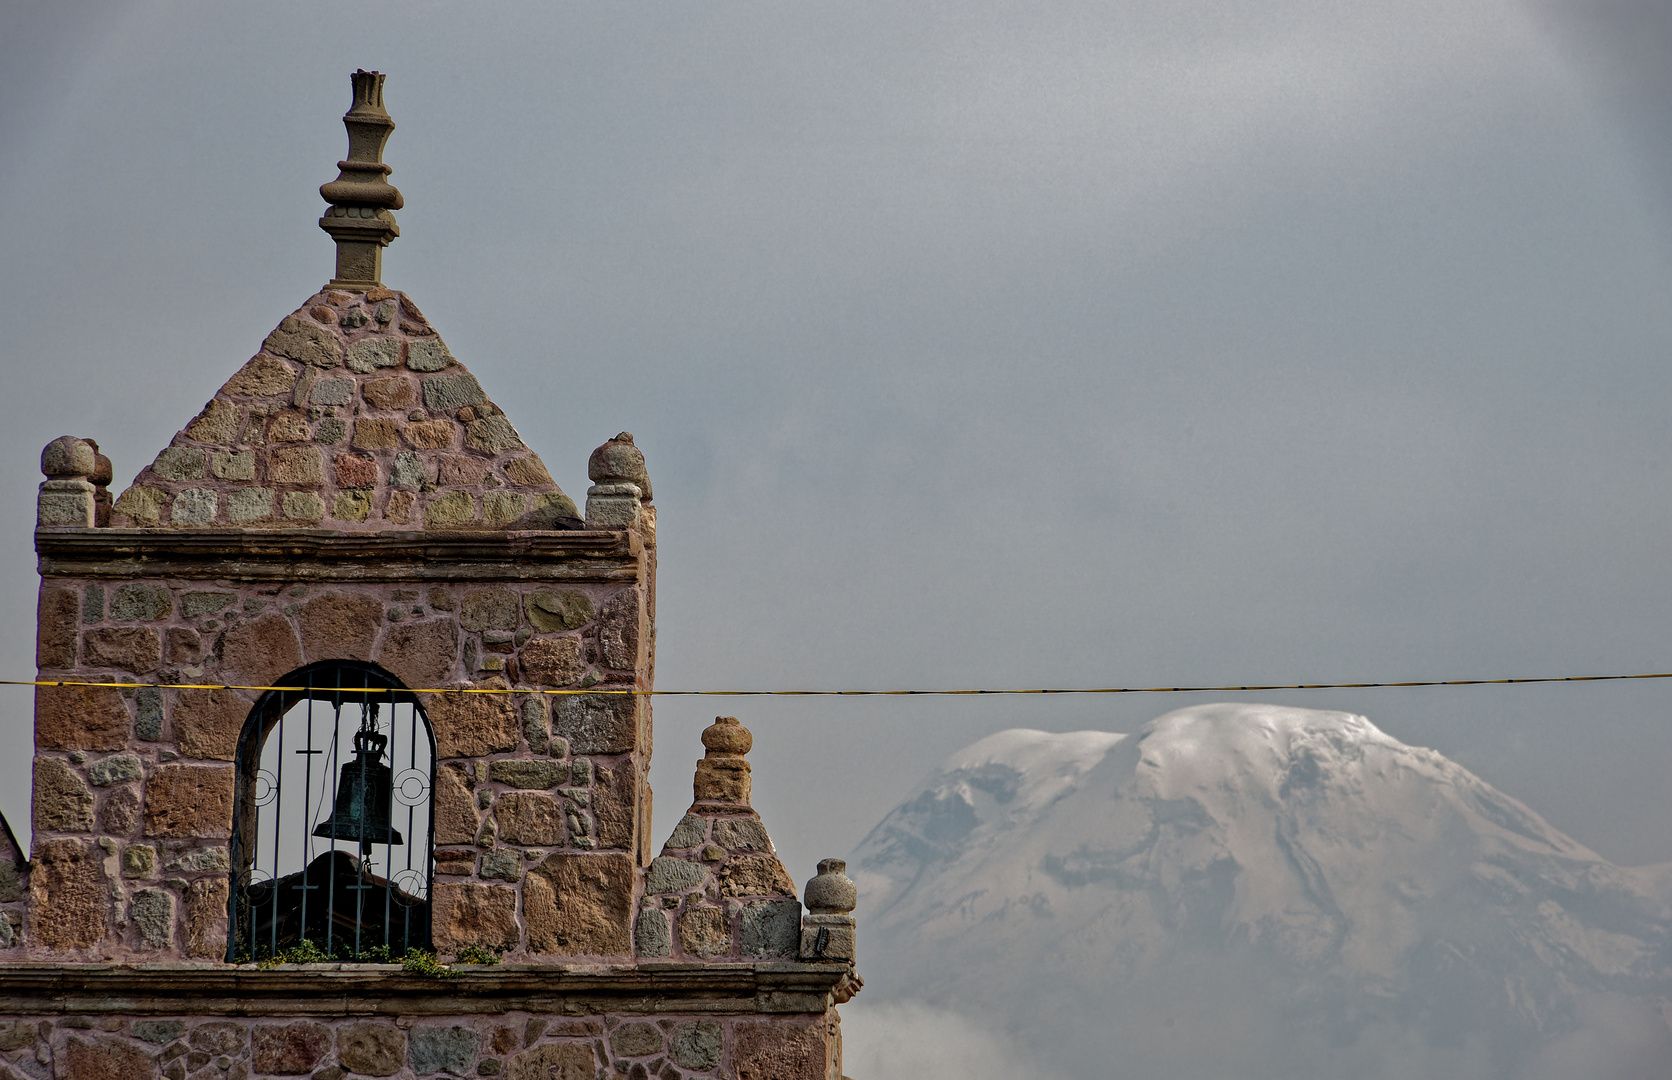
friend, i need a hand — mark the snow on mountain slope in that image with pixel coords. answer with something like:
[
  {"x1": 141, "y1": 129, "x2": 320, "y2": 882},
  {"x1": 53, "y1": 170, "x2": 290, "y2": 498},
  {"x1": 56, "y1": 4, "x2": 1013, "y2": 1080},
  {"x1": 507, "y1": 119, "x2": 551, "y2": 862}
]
[{"x1": 851, "y1": 704, "x2": 1672, "y2": 1079}]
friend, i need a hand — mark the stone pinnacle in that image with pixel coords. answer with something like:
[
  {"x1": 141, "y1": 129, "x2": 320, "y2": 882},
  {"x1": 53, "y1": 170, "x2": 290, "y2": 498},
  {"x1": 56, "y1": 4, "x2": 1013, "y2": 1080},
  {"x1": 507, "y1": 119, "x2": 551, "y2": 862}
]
[{"x1": 319, "y1": 69, "x2": 403, "y2": 290}]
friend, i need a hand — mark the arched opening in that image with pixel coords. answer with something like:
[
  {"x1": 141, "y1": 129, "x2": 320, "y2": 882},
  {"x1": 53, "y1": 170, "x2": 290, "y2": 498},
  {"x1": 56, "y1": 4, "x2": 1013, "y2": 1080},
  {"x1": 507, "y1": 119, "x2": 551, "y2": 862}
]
[{"x1": 229, "y1": 661, "x2": 434, "y2": 961}]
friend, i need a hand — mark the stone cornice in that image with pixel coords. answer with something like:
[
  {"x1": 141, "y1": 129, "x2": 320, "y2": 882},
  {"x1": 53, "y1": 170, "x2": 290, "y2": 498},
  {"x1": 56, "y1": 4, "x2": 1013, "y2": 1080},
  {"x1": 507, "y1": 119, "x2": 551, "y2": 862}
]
[
  {"x1": 0, "y1": 961, "x2": 847, "y2": 1017},
  {"x1": 35, "y1": 528, "x2": 643, "y2": 583}
]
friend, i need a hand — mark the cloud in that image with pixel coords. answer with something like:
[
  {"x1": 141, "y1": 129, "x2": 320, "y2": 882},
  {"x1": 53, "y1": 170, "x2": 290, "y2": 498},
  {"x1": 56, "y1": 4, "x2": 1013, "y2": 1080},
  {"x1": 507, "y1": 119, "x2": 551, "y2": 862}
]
[{"x1": 839, "y1": 999, "x2": 1071, "y2": 1080}]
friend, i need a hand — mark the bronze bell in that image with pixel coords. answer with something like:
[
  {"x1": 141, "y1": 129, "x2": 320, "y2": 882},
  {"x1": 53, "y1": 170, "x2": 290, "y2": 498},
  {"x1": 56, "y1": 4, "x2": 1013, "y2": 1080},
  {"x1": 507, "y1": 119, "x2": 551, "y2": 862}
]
[{"x1": 313, "y1": 710, "x2": 404, "y2": 854}]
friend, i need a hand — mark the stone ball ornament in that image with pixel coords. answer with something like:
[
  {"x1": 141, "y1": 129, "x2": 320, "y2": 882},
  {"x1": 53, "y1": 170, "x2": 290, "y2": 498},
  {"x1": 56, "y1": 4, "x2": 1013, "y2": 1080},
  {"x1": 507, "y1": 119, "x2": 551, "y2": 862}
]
[{"x1": 804, "y1": 858, "x2": 857, "y2": 914}]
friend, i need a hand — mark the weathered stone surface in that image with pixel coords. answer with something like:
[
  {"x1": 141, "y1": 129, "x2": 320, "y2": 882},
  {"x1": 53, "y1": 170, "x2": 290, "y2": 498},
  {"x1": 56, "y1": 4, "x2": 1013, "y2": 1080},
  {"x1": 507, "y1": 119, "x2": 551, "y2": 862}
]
[
  {"x1": 720, "y1": 855, "x2": 797, "y2": 898},
  {"x1": 406, "y1": 419, "x2": 454, "y2": 448},
  {"x1": 715, "y1": 817, "x2": 772, "y2": 852},
  {"x1": 734, "y1": 1020, "x2": 828, "y2": 1080},
  {"x1": 282, "y1": 490, "x2": 326, "y2": 522},
  {"x1": 29, "y1": 838, "x2": 106, "y2": 949},
  {"x1": 298, "y1": 591, "x2": 383, "y2": 662},
  {"x1": 224, "y1": 354, "x2": 298, "y2": 396},
  {"x1": 268, "y1": 410, "x2": 312, "y2": 443},
  {"x1": 424, "y1": 490, "x2": 476, "y2": 527},
  {"x1": 212, "y1": 450, "x2": 256, "y2": 480},
  {"x1": 389, "y1": 450, "x2": 425, "y2": 489},
  {"x1": 165, "y1": 626, "x2": 203, "y2": 666},
  {"x1": 525, "y1": 852, "x2": 635, "y2": 956},
  {"x1": 347, "y1": 336, "x2": 401, "y2": 373},
  {"x1": 83, "y1": 626, "x2": 162, "y2": 673},
  {"x1": 466, "y1": 415, "x2": 526, "y2": 454},
  {"x1": 353, "y1": 418, "x2": 400, "y2": 450},
  {"x1": 741, "y1": 899, "x2": 802, "y2": 958},
  {"x1": 309, "y1": 377, "x2": 354, "y2": 406},
  {"x1": 182, "y1": 591, "x2": 235, "y2": 617},
  {"x1": 185, "y1": 876, "x2": 230, "y2": 958},
  {"x1": 524, "y1": 590, "x2": 593, "y2": 633},
  {"x1": 153, "y1": 446, "x2": 207, "y2": 481},
  {"x1": 164, "y1": 846, "x2": 229, "y2": 873},
  {"x1": 482, "y1": 490, "x2": 529, "y2": 527},
  {"x1": 38, "y1": 586, "x2": 77, "y2": 667},
  {"x1": 436, "y1": 454, "x2": 489, "y2": 486},
  {"x1": 144, "y1": 765, "x2": 234, "y2": 837},
  {"x1": 488, "y1": 760, "x2": 568, "y2": 789},
  {"x1": 479, "y1": 848, "x2": 521, "y2": 882},
  {"x1": 88, "y1": 753, "x2": 142, "y2": 787},
  {"x1": 333, "y1": 452, "x2": 379, "y2": 489},
  {"x1": 185, "y1": 398, "x2": 240, "y2": 445},
  {"x1": 113, "y1": 485, "x2": 166, "y2": 525},
  {"x1": 269, "y1": 445, "x2": 324, "y2": 485},
  {"x1": 133, "y1": 1020, "x2": 185, "y2": 1045},
  {"x1": 521, "y1": 696, "x2": 549, "y2": 754},
  {"x1": 434, "y1": 764, "x2": 478, "y2": 845},
  {"x1": 221, "y1": 486, "x2": 272, "y2": 524},
  {"x1": 252, "y1": 1021, "x2": 331, "y2": 1074},
  {"x1": 670, "y1": 1021, "x2": 724, "y2": 1071},
  {"x1": 170, "y1": 487, "x2": 218, "y2": 525},
  {"x1": 34, "y1": 757, "x2": 94, "y2": 832},
  {"x1": 36, "y1": 684, "x2": 129, "y2": 750},
  {"x1": 174, "y1": 688, "x2": 247, "y2": 760},
  {"x1": 593, "y1": 763, "x2": 637, "y2": 850},
  {"x1": 337, "y1": 1022, "x2": 405, "y2": 1076},
  {"x1": 677, "y1": 906, "x2": 730, "y2": 958},
  {"x1": 645, "y1": 856, "x2": 706, "y2": 895},
  {"x1": 111, "y1": 583, "x2": 173, "y2": 622},
  {"x1": 429, "y1": 685, "x2": 518, "y2": 757},
  {"x1": 422, "y1": 373, "x2": 485, "y2": 411},
  {"x1": 635, "y1": 907, "x2": 671, "y2": 957},
  {"x1": 495, "y1": 792, "x2": 563, "y2": 845},
  {"x1": 265, "y1": 315, "x2": 344, "y2": 368},
  {"x1": 121, "y1": 843, "x2": 156, "y2": 878},
  {"x1": 363, "y1": 377, "x2": 416, "y2": 410},
  {"x1": 520, "y1": 637, "x2": 583, "y2": 687},
  {"x1": 508, "y1": 1043, "x2": 594, "y2": 1080},
  {"x1": 101, "y1": 786, "x2": 141, "y2": 835},
  {"x1": 187, "y1": 1022, "x2": 242, "y2": 1054},
  {"x1": 551, "y1": 694, "x2": 637, "y2": 755},
  {"x1": 386, "y1": 489, "x2": 416, "y2": 524},
  {"x1": 599, "y1": 589, "x2": 641, "y2": 669},
  {"x1": 666, "y1": 814, "x2": 707, "y2": 850},
  {"x1": 332, "y1": 489, "x2": 370, "y2": 520},
  {"x1": 407, "y1": 339, "x2": 453, "y2": 372},
  {"x1": 131, "y1": 887, "x2": 174, "y2": 949},
  {"x1": 431, "y1": 883, "x2": 519, "y2": 951},
  {"x1": 0, "y1": 860, "x2": 19, "y2": 903},
  {"x1": 219, "y1": 613, "x2": 303, "y2": 687},
  {"x1": 609, "y1": 1023, "x2": 662, "y2": 1058},
  {"x1": 62, "y1": 1037, "x2": 158, "y2": 1080},
  {"x1": 376, "y1": 619, "x2": 457, "y2": 690},
  {"x1": 504, "y1": 454, "x2": 553, "y2": 486},
  {"x1": 460, "y1": 589, "x2": 518, "y2": 632},
  {"x1": 409, "y1": 1026, "x2": 478, "y2": 1076}
]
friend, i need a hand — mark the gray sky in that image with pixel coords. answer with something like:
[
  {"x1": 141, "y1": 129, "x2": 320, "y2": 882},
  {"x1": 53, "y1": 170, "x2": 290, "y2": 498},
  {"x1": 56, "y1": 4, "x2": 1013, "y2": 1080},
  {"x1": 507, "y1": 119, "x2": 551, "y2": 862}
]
[{"x1": 3, "y1": 0, "x2": 1672, "y2": 888}]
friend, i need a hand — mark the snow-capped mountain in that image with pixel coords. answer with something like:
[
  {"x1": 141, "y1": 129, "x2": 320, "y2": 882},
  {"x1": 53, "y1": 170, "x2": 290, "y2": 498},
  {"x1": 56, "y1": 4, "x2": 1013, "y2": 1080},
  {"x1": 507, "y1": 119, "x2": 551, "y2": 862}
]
[{"x1": 851, "y1": 704, "x2": 1672, "y2": 1079}]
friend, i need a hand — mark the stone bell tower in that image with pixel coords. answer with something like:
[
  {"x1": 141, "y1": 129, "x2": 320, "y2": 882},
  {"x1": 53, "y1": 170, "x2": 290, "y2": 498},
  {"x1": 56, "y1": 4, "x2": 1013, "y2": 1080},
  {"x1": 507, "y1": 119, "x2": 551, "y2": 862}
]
[{"x1": 2, "y1": 70, "x2": 858, "y2": 1080}]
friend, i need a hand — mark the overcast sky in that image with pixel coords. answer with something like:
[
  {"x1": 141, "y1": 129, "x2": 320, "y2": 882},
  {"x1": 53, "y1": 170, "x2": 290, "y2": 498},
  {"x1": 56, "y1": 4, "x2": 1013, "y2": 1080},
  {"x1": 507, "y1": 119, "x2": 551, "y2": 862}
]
[{"x1": 3, "y1": 1, "x2": 1672, "y2": 888}]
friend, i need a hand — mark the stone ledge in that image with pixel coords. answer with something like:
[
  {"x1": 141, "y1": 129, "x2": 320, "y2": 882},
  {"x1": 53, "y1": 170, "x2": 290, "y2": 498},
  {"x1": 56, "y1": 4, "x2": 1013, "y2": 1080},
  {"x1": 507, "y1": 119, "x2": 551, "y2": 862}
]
[
  {"x1": 0, "y1": 961, "x2": 847, "y2": 1017},
  {"x1": 36, "y1": 528, "x2": 643, "y2": 583}
]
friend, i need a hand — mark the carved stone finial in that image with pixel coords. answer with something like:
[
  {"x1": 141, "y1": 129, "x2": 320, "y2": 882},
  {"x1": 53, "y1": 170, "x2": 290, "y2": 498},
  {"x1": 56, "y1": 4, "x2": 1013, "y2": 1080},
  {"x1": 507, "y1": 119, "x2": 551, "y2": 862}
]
[
  {"x1": 585, "y1": 432, "x2": 653, "y2": 532},
  {"x1": 319, "y1": 70, "x2": 403, "y2": 289},
  {"x1": 800, "y1": 857, "x2": 858, "y2": 970},
  {"x1": 692, "y1": 716, "x2": 752, "y2": 805},
  {"x1": 804, "y1": 859, "x2": 857, "y2": 915},
  {"x1": 38, "y1": 436, "x2": 111, "y2": 528}
]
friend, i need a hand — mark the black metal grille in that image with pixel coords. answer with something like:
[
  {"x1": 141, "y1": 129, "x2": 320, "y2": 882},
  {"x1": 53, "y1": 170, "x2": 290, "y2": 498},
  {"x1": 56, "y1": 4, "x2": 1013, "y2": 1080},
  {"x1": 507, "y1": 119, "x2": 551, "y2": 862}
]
[{"x1": 229, "y1": 662, "x2": 435, "y2": 961}]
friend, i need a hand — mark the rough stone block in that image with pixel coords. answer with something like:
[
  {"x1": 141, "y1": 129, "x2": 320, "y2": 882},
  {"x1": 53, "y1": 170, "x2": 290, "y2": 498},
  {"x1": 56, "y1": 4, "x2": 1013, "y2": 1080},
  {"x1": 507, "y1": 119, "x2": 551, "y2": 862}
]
[
  {"x1": 132, "y1": 1020, "x2": 185, "y2": 1045},
  {"x1": 131, "y1": 887, "x2": 174, "y2": 949},
  {"x1": 121, "y1": 843, "x2": 156, "y2": 878},
  {"x1": 28, "y1": 837, "x2": 106, "y2": 949},
  {"x1": 185, "y1": 398, "x2": 240, "y2": 445},
  {"x1": 36, "y1": 684, "x2": 129, "y2": 751},
  {"x1": 347, "y1": 336, "x2": 402, "y2": 373},
  {"x1": 34, "y1": 757, "x2": 94, "y2": 832},
  {"x1": 386, "y1": 488, "x2": 416, "y2": 524},
  {"x1": 599, "y1": 589, "x2": 642, "y2": 669},
  {"x1": 422, "y1": 372, "x2": 486, "y2": 411},
  {"x1": 187, "y1": 1022, "x2": 243, "y2": 1054},
  {"x1": 111, "y1": 583, "x2": 173, "y2": 622},
  {"x1": 720, "y1": 855, "x2": 797, "y2": 898},
  {"x1": 508, "y1": 1043, "x2": 595, "y2": 1080},
  {"x1": 734, "y1": 1020, "x2": 829, "y2": 1080},
  {"x1": 37, "y1": 586, "x2": 77, "y2": 668},
  {"x1": 390, "y1": 450, "x2": 424, "y2": 488},
  {"x1": 153, "y1": 446, "x2": 207, "y2": 481},
  {"x1": 337, "y1": 1022, "x2": 405, "y2": 1077},
  {"x1": 144, "y1": 765, "x2": 234, "y2": 837},
  {"x1": 635, "y1": 907, "x2": 671, "y2": 957},
  {"x1": 424, "y1": 489, "x2": 476, "y2": 527},
  {"x1": 610, "y1": 1022, "x2": 663, "y2": 1058},
  {"x1": 173, "y1": 687, "x2": 247, "y2": 760},
  {"x1": 409, "y1": 1026, "x2": 479, "y2": 1076},
  {"x1": 670, "y1": 1020, "x2": 723, "y2": 1071},
  {"x1": 165, "y1": 626, "x2": 203, "y2": 666},
  {"x1": 219, "y1": 613, "x2": 303, "y2": 687},
  {"x1": 431, "y1": 883, "x2": 519, "y2": 952},
  {"x1": 224, "y1": 354, "x2": 298, "y2": 396},
  {"x1": 520, "y1": 637, "x2": 583, "y2": 687},
  {"x1": 436, "y1": 454, "x2": 489, "y2": 486},
  {"x1": 37, "y1": 483, "x2": 95, "y2": 526},
  {"x1": 211, "y1": 450, "x2": 256, "y2": 480},
  {"x1": 479, "y1": 848, "x2": 521, "y2": 882},
  {"x1": 62, "y1": 1036, "x2": 155, "y2": 1080},
  {"x1": 406, "y1": 420, "x2": 454, "y2": 448},
  {"x1": 495, "y1": 792, "x2": 563, "y2": 845},
  {"x1": 353, "y1": 418, "x2": 400, "y2": 449},
  {"x1": 299, "y1": 591, "x2": 383, "y2": 662},
  {"x1": 524, "y1": 590, "x2": 593, "y2": 633},
  {"x1": 407, "y1": 339, "x2": 454, "y2": 372},
  {"x1": 100, "y1": 786, "x2": 141, "y2": 834},
  {"x1": 488, "y1": 760, "x2": 568, "y2": 789},
  {"x1": 88, "y1": 753, "x2": 142, "y2": 787},
  {"x1": 429, "y1": 685, "x2": 518, "y2": 757},
  {"x1": 363, "y1": 376, "x2": 416, "y2": 409},
  {"x1": 715, "y1": 817, "x2": 772, "y2": 852},
  {"x1": 466, "y1": 415, "x2": 526, "y2": 454},
  {"x1": 433, "y1": 765, "x2": 477, "y2": 845},
  {"x1": 482, "y1": 490, "x2": 529, "y2": 526},
  {"x1": 269, "y1": 445, "x2": 324, "y2": 486},
  {"x1": 185, "y1": 876, "x2": 230, "y2": 957},
  {"x1": 264, "y1": 315, "x2": 344, "y2": 368},
  {"x1": 521, "y1": 696, "x2": 549, "y2": 754},
  {"x1": 252, "y1": 1021, "x2": 331, "y2": 1074},
  {"x1": 83, "y1": 626, "x2": 162, "y2": 673},
  {"x1": 504, "y1": 454, "x2": 553, "y2": 486},
  {"x1": 333, "y1": 452, "x2": 378, "y2": 489},
  {"x1": 181, "y1": 591, "x2": 235, "y2": 617},
  {"x1": 593, "y1": 762, "x2": 637, "y2": 849},
  {"x1": 551, "y1": 693, "x2": 637, "y2": 755},
  {"x1": 524, "y1": 852, "x2": 635, "y2": 956},
  {"x1": 222, "y1": 486, "x2": 272, "y2": 524},
  {"x1": 82, "y1": 583, "x2": 104, "y2": 621},
  {"x1": 112, "y1": 485, "x2": 165, "y2": 526},
  {"x1": 171, "y1": 487, "x2": 218, "y2": 525},
  {"x1": 666, "y1": 813, "x2": 707, "y2": 849},
  {"x1": 460, "y1": 589, "x2": 518, "y2": 632},
  {"x1": 677, "y1": 905, "x2": 730, "y2": 958},
  {"x1": 310, "y1": 377, "x2": 354, "y2": 406},
  {"x1": 376, "y1": 619, "x2": 457, "y2": 689},
  {"x1": 281, "y1": 490, "x2": 325, "y2": 522},
  {"x1": 741, "y1": 899, "x2": 802, "y2": 958},
  {"x1": 645, "y1": 856, "x2": 706, "y2": 895}
]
